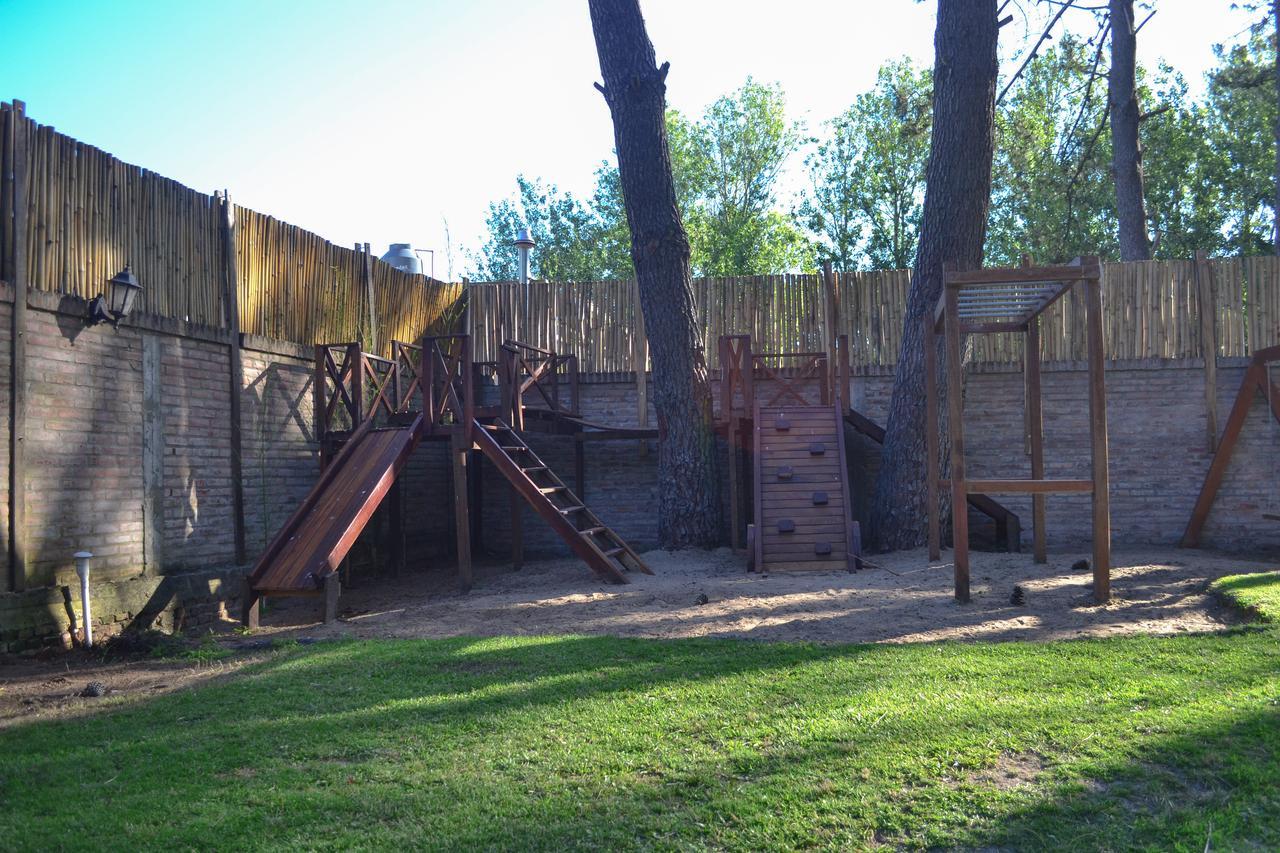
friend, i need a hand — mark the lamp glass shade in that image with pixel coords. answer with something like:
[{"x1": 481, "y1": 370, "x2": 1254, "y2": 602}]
[{"x1": 107, "y1": 266, "x2": 142, "y2": 318}]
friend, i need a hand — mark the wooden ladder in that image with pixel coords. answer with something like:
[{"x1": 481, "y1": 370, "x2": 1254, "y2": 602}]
[{"x1": 471, "y1": 418, "x2": 652, "y2": 583}]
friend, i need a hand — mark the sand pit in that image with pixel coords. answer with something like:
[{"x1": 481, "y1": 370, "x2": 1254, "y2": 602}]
[{"x1": 258, "y1": 546, "x2": 1280, "y2": 645}]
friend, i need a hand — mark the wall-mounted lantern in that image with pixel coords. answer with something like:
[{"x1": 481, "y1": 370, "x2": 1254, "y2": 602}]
[{"x1": 86, "y1": 265, "x2": 142, "y2": 328}]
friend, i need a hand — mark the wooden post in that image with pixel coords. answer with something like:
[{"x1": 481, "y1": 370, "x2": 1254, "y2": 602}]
[
  {"x1": 728, "y1": 416, "x2": 743, "y2": 550},
  {"x1": 1084, "y1": 265, "x2": 1112, "y2": 602},
  {"x1": 219, "y1": 192, "x2": 247, "y2": 565},
  {"x1": 1194, "y1": 250, "x2": 1219, "y2": 452},
  {"x1": 923, "y1": 315, "x2": 941, "y2": 562},
  {"x1": 1025, "y1": 316, "x2": 1047, "y2": 563},
  {"x1": 451, "y1": 427, "x2": 472, "y2": 591},
  {"x1": 821, "y1": 261, "x2": 839, "y2": 372},
  {"x1": 388, "y1": 479, "x2": 404, "y2": 575},
  {"x1": 468, "y1": 448, "x2": 484, "y2": 552},
  {"x1": 6, "y1": 101, "x2": 27, "y2": 592},
  {"x1": 350, "y1": 342, "x2": 364, "y2": 428},
  {"x1": 942, "y1": 275, "x2": 970, "y2": 602},
  {"x1": 510, "y1": 487, "x2": 523, "y2": 569},
  {"x1": 836, "y1": 334, "x2": 850, "y2": 415},
  {"x1": 323, "y1": 572, "x2": 340, "y2": 623}
]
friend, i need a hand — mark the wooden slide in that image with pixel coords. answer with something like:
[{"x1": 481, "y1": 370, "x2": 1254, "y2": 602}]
[
  {"x1": 245, "y1": 413, "x2": 426, "y2": 622},
  {"x1": 749, "y1": 403, "x2": 862, "y2": 572}
]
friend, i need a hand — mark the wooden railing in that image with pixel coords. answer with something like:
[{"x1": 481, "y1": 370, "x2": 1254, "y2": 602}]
[
  {"x1": 498, "y1": 340, "x2": 579, "y2": 429},
  {"x1": 423, "y1": 334, "x2": 474, "y2": 438},
  {"x1": 716, "y1": 334, "x2": 851, "y2": 420}
]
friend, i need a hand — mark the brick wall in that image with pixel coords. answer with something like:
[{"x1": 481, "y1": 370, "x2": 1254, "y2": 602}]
[{"x1": 475, "y1": 361, "x2": 1280, "y2": 561}]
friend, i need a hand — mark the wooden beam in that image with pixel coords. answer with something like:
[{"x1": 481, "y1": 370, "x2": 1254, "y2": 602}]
[
  {"x1": 510, "y1": 485, "x2": 523, "y2": 570},
  {"x1": 1025, "y1": 317, "x2": 1046, "y2": 562},
  {"x1": 1084, "y1": 271, "x2": 1111, "y2": 602},
  {"x1": 940, "y1": 478, "x2": 1093, "y2": 494},
  {"x1": 944, "y1": 260, "x2": 1102, "y2": 286},
  {"x1": 942, "y1": 279, "x2": 970, "y2": 603},
  {"x1": 7, "y1": 100, "x2": 27, "y2": 592},
  {"x1": 388, "y1": 479, "x2": 404, "y2": 575},
  {"x1": 1194, "y1": 250, "x2": 1219, "y2": 452},
  {"x1": 219, "y1": 192, "x2": 247, "y2": 565},
  {"x1": 1180, "y1": 361, "x2": 1271, "y2": 547},
  {"x1": 923, "y1": 315, "x2": 941, "y2": 562},
  {"x1": 451, "y1": 426, "x2": 473, "y2": 592},
  {"x1": 728, "y1": 416, "x2": 743, "y2": 550},
  {"x1": 574, "y1": 432, "x2": 586, "y2": 499}
]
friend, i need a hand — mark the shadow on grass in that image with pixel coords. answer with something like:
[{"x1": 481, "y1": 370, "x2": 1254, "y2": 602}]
[{"x1": 1, "y1": 631, "x2": 1277, "y2": 850}]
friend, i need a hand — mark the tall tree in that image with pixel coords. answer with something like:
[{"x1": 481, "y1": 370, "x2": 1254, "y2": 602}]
[
  {"x1": 1108, "y1": 0, "x2": 1153, "y2": 260},
  {"x1": 801, "y1": 59, "x2": 932, "y2": 271},
  {"x1": 588, "y1": 0, "x2": 720, "y2": 548},
  {"x1": 871, "y1": 0, "x2": 999, "y2": 551}
]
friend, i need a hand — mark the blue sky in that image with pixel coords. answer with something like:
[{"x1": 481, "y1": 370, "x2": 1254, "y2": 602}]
[{"x1": 0, "y1": 0, "x2": 1262, "y2": 278}]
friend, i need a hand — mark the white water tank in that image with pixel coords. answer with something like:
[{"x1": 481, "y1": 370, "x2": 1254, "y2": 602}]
[{"x1": 381, "y1": 243, "x2": 422, "y2": 275}]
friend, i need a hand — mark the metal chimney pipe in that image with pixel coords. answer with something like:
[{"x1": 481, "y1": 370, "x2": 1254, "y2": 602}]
[{"x1": 513, "y1": 228, "x2": 535, "y2": 339}]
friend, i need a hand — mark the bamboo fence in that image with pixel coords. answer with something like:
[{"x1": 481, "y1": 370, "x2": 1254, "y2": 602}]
[
  {"x1": 0, "y1": 102, "x2": 462, "y2": 353},
  {"x1": 3, "y1": 102, "x2": 1277, "y2": 370},
  {"x1": 470, "y1": 259, "x2": 1280, "y2": 373}
]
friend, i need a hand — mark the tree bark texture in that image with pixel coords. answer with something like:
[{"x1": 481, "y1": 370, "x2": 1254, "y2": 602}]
[
  {"x1": 1108, "y1": 0, "x2": 1153, "y2": 261},
  {"x1": 870, "y1": 0, "x2": 998, "y2": 551},
  {"x1": 1274, "y1": 0, "x2": 1279, "y2": 252},
  {"x1": 588, "y1": 0, "x2": 720, "y2": 548}
]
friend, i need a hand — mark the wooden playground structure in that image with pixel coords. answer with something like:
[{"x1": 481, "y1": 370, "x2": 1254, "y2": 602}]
[
  {"x1": 925, "y1": 257, "x2": 1112, "y2": 603},
  {"x1": 243, "y1": 335, "x2": 656, "y2": 625},
  {"x1": 243, "y1": 258, "x2": 1122, "y2": 623}
]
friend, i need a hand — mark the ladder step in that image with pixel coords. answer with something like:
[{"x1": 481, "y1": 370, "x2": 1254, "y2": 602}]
[
  {"x1": 559, "y1": 505, "x2": 587, "y2": 514},
  {"x1": 579, "y1": 526, "x2": 607, "y2": 536},
  {"x1": 603, "y1": 547, "x2": 625, "y2": 557},
  {"x1": 522, "y1": 465, "x2": 548, "y2": 472},
  {"x1": 501, "y1": 445, "x2": 529, "y2": 452},
  {"x1": 539, "y1": 486, "x2": 566, "y2": 494}
]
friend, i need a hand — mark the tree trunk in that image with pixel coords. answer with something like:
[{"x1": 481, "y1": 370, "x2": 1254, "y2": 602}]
[
  {"x1": 588, "y1": 0, "x2": 720, "y2": 548},
  {"x1": 1274, "y1": 0, "x2": 1279, "y2": 253},
  {"x1": 870, "y1": 0, "x2": 998, "y2": 551},
  {"x1": 1108, "y1": 0, "x2": 1153, "y2": 260}
]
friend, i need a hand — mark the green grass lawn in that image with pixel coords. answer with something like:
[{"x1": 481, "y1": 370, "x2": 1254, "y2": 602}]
[
  {"x1": 1212, "y1": 571, "x2": 1280, "y2": 622},
  {"x1": 2, "y1": 626, "x2": 1278, "y2": 851}
]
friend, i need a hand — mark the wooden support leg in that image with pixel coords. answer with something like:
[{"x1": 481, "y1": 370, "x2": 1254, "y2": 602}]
[
  {"x1": 943, "y1": 286, "x2": 970, "y2": 602},
  {"x1": 388, "y1": 480, "x2": 404, "y2": 576},
  {"x1": 469, "y1": 448, "x2": 484, "y2": 554},
  {"x1": 728, "y1": 417, "x2": 743, "y2": 550},
  {"x1": 323, "y1": 573, "x2": 340, "y2": 623},
  {"x1": 1026, "y1": 317, "x2": 1047, "y2": 563},
  {"x1": 923, "y1": 315, "x2": 941, "y2": 562},
  {"x1": 242, "y1": 582, "x2": 260, "y2": 629},
  {"x1": 1085, "y1": 275, "x2": 1111, "y2": 602},
  {"x1": 452, "y1": 429, "x2": 473, "y2": 592},
  {"x1": 510, "y1": 487, "x2": 524, "y2": 570}
]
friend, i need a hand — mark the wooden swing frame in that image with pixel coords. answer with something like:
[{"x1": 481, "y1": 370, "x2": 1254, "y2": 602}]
[{"x1": 925, "y1": 256, "x2": 1112, "y2": 603}]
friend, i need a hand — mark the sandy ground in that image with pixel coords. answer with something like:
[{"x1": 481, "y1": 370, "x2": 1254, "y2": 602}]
[
  {"x1": 4, "y1": 546, "x2": 1275, "y2": 727},
  {"x1": 261, "y1": 545, "x2": 1279, "y2": 645}
]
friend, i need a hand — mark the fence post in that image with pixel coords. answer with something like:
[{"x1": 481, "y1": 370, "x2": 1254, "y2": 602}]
[
  {"x1": 218, "y1": 191, "x2": 247, "y2": 565},
  {"x1": 361, "y1": 242, "x2": 378, "y2": 357},
  {"x1": 1194, "y1": 250, "x2": 1219, "y2": 451}
]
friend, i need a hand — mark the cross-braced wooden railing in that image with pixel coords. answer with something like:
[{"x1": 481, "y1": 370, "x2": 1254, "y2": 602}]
[
  {"x1": 423, "y1": 334, "x2": 474, "y2": 439},
  {"x1": 313, "y1": 339, "x2": 438, "y2": 467},
  {"x1": 752, "y1": 351, "x2": 831, "y2": 407},
  {"x1": 498, "y1": 339, "x2": 579, "y2": 429}
]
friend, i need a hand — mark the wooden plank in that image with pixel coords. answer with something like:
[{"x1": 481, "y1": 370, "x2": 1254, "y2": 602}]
[
  {"x1": 451, "y1": 426, "x2": 473, "y2": 592},
  {"x1": 943, "y1": 279, "x2": 970, "y2": 602},
  {"x1": 939, "y1": 478, "x2": 1092, "y2": 494},
  {"x1": 1026, "y1": 316, "x2": 1046, "y2": 562},
  {"x1": 1085, "y1": 269, "x2": 1111, "y2": 602}
]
